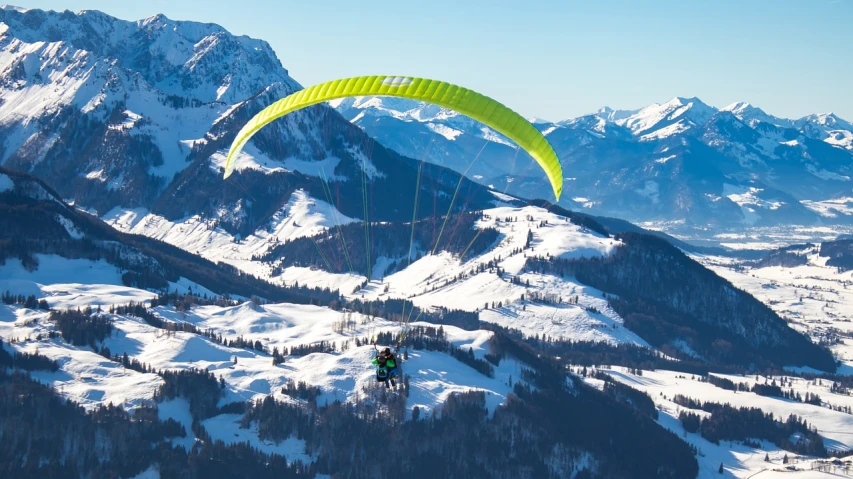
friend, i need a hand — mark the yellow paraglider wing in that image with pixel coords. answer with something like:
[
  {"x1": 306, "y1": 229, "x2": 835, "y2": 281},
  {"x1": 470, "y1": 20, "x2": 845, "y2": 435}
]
[{"x1": 223, "y1": 76, "x2": 562, "y2": 200}]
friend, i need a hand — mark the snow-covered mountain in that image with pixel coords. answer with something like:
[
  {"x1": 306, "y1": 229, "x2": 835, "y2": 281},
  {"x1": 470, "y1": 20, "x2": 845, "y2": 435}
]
[
  {"x1": 2, "y1": 165, "x2": 835, "y2": 370},
  {"x1": 0, "y1": 6, "x2": 835, "y2": 371},
  {"x1": 615, "y1": 97, "x2": 718, "y2": 140},
  {"x1": 720, "y1": 101, "x2": 794, "y2": 129},
  {"x1": 330, "y1": 95, "x2": 529, "y2": 185},
  {"x1": 0, "y1": 5, "x2": 496, "y2": 239},
  {"x1": 3, "y1": 159, "x2": 851, "y2": 478},
  {"x1": 0, "y1": 5, "x2": 298, "y2": 201},
  {"x1": 335, "y1": 93, "x2": 853, "y2": 231},
  {"x1": 2, "y1": 7, "x2": 853, "y2": 476},
  {"x1": 3, "y1": 5, "x2": 851, "y2": 237}
]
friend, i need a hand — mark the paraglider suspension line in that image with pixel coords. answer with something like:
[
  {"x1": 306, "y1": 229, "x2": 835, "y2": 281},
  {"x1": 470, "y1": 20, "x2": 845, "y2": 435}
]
[
  {"x1": 319, "y1": 167, "x2": 354, "y2": 273},
  {"x1": 431, "y1": 140, "x2": 489, "y2": 256}
]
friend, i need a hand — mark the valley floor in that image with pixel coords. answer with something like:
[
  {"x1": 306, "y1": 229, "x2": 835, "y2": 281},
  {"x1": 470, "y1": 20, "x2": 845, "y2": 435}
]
[{"x1": 653, "y1": 224, "x2": 853, "y2": 251}]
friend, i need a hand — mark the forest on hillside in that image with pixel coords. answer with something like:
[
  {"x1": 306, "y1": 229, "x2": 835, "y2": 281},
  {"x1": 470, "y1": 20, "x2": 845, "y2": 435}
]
[
  {"x1": 261, "y1": 210, "x2": 498, "y2": 277},
  {"x1": 0, "y1": 320, "x2": 699, "y2": 479},
  {"x1": 525, "y1": 232, "x2": 836, "y2": 372}
]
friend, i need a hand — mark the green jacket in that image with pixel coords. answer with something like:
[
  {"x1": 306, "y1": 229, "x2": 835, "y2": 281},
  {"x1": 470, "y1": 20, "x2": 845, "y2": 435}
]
[{"x1": 372, "y1": 356, "x2": 396, "y2": 369}]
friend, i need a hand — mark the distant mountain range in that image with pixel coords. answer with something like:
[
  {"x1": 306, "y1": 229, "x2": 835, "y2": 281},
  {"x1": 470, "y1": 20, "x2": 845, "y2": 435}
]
[
  {"x1": 2, "y1": 5, "x2": 851, "y2": 235},
  {"x1": 334, "y1": 95, "x2": 853, "y2": 230}
]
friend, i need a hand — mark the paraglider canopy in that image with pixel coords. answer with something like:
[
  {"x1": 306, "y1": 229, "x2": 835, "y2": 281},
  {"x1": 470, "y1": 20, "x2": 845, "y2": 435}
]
[{"x1": 223, "y1": 75, "x2": 563, "y2": 200}]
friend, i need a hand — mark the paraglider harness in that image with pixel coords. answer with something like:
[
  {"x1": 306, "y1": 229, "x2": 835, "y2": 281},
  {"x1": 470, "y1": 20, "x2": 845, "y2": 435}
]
[{"x1": 372, "y1": 343, "x2": 400, "y2": 388}]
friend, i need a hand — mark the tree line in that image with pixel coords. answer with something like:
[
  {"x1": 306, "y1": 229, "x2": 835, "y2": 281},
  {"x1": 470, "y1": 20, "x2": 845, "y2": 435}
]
[
  {"x1": 1, "y1": 292, "x2": 49, "y2": 310},
  {"x1": 0, "y1": 368, "x2": 310, "y2": 479},
  {"x1": 0, "y1": 338, "x2": 58, "y2": 372},
  {"x1": 261, "y1": 210, "x2": 497, "y2": 276},
  {"x1": 675, "y1": 396, "x2": 828, "y2": 457},
  {"x1": 523, "y1": 232, "x2": 837, "y2": 372}
]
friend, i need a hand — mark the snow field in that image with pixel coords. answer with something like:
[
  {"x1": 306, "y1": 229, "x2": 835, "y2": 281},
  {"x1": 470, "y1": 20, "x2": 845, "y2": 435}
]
[
  {"x1": 584, "y1": 367, "x2": 853, "y2": 478},
  {"x1": 0, "y1": 255, "x2": 532, "y2": 434},
  {"x1": 106, "y1": 200, "x2": 632, "y2": 346},
  {"x1": 694, "y1": 252, "x2": 853, "y2": 371}
]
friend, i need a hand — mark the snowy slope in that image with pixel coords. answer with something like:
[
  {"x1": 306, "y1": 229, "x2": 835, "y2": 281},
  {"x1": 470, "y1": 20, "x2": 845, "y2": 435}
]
[
  {"x1": 583, "y1": 366, "x2": 853, "y2": 479},
  {"x1": 693, "y1": 250, "x2": 853, "y2": 373},
  {"x1": 0, "y1": 5, "x2": 470, "y2": 241},
  {"x1": 105, "y1": 198, "x2": 638, "y2": 346},
  {"x1": 103, "y1": 189, "x2": 358, "y2": 280},
  {"x1": 0, "y1": 7, "x2": 299, "y2": 182},
  {"x1": 0, "y1": 273, "x2": 527, "y2": 425},
  {"x1": 802, "y1": 197, "x2": 853, "y2": 218},
  {"x1": 3, "y1": 166, "x2": 639, "y2": 358},
  {"x1": 0, "y1": 255, "x2": 213, "y2": 309}
]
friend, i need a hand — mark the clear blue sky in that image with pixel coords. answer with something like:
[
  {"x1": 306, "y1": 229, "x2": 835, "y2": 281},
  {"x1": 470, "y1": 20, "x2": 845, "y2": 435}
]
[{"x1": 12, "y1": 0, "x2": 853, "y2": 121}]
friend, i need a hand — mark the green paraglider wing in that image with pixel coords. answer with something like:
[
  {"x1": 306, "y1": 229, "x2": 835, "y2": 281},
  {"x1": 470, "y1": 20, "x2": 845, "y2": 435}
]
[{"x1": 223, "y1": 75, "x2": 562, "y2": 200}]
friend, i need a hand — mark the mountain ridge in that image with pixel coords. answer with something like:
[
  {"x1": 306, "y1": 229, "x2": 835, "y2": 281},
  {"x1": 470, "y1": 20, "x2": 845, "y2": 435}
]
[
  {"x1": 0, "y1": 5, "x2": 498, "y2": 240},
  {"x1": 336, "y1": 93, "x2": 853, "y2": 231}
]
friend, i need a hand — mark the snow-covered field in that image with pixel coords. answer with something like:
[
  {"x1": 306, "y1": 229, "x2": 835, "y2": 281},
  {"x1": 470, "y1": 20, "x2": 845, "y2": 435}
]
[
  {"x1": 0, "y1": 254, "x2": 214, "y2": 309},
  {"x1": 583, "y1": 367, "x2": 853, "y2": 479},
  {"x1": 655, "y1": 225, "x2": 853, "y2": 251},
  {"x1": 651, "y1": 239, "x2": 853, "y2": 477},
  {"x1": 693, "y1": 250, "x2": 853, "y2": 372},
  {"x1": 0, "y1": 271, "x2": 522, "y2": 414},
  {"x1": 103, "y1": 189, "x2": 356, "y2": 281},
  {"x1": 0, "y1": 253, "x2": 532, "y2": 462}
]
